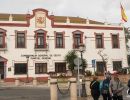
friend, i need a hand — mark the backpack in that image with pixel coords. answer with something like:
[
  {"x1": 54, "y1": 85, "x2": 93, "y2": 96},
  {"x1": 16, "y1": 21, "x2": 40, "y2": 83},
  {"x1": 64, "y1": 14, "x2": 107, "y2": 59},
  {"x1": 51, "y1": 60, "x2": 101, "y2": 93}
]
[
  {"x1": 101, "y1": 79, "x2": 110, "y2": 94},
  {"x1": 127, "y1": 88, "x2": 130, "y2": 95},
  {"x1": 128, "y1": 79, "x2": 130, "y2": 88}
]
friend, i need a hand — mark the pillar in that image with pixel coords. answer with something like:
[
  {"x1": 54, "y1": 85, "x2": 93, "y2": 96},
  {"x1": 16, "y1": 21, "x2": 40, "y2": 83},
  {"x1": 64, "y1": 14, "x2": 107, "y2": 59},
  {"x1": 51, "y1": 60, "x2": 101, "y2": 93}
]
[
  {"x1": 70, "y1": 77, "x2": 77, "y2": 100},
  {"x1": 48, "y1": 77, "x2": 50, "y2": 87},
  {"x1": 15, "y1": 78, "x2": 20, "y2": 86},
  {"x1": 33, "y1": 77, "x2": 37, "y2": 86},
  {"x1": 50, "y1": 78, "x2": 57, "y2": 100}
]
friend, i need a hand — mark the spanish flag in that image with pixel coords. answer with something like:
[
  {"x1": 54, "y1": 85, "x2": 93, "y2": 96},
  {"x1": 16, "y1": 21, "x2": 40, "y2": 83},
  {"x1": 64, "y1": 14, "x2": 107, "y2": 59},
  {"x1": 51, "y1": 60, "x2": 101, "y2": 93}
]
[{"x1": 121, "y1": 3, "x2": 128, "y2": 22}]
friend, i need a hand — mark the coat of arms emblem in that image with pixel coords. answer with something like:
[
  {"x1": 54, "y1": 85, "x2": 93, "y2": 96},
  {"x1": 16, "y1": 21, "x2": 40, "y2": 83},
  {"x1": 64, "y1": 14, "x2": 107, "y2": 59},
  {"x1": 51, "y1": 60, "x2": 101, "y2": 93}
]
[{"x1": 36, "y1": 17, "x2": 44, "y2": 24}]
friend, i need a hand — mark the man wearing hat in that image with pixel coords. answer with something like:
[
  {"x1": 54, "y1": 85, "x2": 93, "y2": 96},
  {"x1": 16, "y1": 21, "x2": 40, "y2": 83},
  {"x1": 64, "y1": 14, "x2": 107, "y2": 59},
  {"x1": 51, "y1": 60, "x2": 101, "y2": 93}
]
[{"x1": 109, "y1": 73, "x2": 124, "y2": 100}]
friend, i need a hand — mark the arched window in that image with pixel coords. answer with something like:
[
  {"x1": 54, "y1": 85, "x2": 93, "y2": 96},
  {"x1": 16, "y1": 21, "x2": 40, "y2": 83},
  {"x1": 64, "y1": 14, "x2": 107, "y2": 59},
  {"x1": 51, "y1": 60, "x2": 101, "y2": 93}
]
[
  {"x1": 34, "y1": 29, "x2": 47, "y2": 49},
  {"x1": 72, "y1": 30, "x2": 83, "y2": 48}
]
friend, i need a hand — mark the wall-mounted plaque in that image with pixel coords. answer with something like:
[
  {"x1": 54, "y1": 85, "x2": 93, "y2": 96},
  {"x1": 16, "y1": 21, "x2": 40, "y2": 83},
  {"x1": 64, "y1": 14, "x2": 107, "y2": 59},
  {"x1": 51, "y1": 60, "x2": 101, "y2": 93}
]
[{"x1": 8, "y1": 68, "x2": 11, "y2": 71}]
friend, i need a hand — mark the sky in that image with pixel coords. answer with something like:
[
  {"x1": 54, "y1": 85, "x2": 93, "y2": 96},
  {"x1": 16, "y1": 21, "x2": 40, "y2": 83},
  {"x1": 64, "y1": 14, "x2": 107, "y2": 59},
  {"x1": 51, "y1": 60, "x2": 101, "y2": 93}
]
[{"x1": 0, "y1": 0, "x2": 130, "y2": 27}]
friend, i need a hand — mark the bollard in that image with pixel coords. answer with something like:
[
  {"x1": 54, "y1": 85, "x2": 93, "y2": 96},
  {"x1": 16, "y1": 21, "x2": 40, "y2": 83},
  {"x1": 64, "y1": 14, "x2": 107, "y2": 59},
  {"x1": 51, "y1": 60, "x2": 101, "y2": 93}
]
[
  {"x1": 50, "y1": 78, "x2": 57, "y2": 100},
  {"x1": 70, "y1": 77, "x2": 77, "y2": 100},
  {"x1": 15, "y1": 78, "x2": 20, "y2": 86},
  {"x1": 85, "y1": 77, "x2": 91, "y2": 96},
  {"x1": 33, "y1": 77, "x2": 37, "y2": 86},
  {"x1": 48, "y1": 77, "x2": 50, "y2": 87}
]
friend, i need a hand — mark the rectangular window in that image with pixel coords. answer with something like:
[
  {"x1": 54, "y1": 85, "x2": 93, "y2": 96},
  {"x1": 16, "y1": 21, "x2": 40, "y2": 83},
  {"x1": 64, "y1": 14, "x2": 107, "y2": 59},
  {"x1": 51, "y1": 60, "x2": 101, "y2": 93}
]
[
  {"x1": 96, "y1": 62, "x2": 105, "y2": 74},
  {"x1": 113, "y1": 61, "x2": 122, "y2": 71},
  {"x1": 96, "y1": 35, "x2": 103, "y2": 48},
  {"x1": 14, "y1": 63, "x2": 27, "y2": 75},
  {"x1": 56, "y1": 33, "x2": 63, "y2": 48},
  {"x1": 16, "y1": 33, "x2": 25, "y2": 48},
  {"x1": 0, "y1": 32, "x2": 4, "y2": 48},
  {"x1": 35, "y1": 63, "x2": 47, "y2": 74},
  {"x1": 55, "y1": 62, "x2": 66, "y2": 73},
  {"x1": 74, "y1": 34, "x2": 81, "y2": 48},
  {"x1": 112, "y1": 35, "x2": 119, "y2": 48}
]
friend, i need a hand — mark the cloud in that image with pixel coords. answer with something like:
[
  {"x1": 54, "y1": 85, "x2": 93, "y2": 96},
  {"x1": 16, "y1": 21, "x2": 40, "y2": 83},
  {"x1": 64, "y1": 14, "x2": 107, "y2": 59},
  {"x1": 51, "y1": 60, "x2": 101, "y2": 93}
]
[{"x1": 0, "y1": 0, "x2": 129, "y2": 27}]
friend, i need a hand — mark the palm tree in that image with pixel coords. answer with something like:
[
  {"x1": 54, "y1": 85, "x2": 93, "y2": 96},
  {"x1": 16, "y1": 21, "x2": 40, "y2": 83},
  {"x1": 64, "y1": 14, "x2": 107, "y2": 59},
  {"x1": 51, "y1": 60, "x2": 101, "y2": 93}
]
[{"x1": 64, "y1": 50, "x2": 87, "y2": 75}]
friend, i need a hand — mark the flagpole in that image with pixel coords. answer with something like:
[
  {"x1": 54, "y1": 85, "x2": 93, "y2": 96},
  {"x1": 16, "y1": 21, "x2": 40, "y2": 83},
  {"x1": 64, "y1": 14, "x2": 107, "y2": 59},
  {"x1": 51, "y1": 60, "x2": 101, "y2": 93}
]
[
  {"x1": 120, "y1": 2, "x2": 129, "y2": 67},
  {"x1": 121, "y1": 20, "x2": 125, "y2": 33},
  {"x1": 121, "y1": 20, "x2": 129, "y2": 68}
]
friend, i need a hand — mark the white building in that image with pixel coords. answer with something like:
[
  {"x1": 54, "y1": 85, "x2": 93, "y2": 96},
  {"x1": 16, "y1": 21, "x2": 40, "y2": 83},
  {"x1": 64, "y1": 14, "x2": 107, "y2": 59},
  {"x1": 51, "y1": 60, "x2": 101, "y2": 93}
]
[{"x1": 0, "y1": 8, "x2": 128, "y2": 82}]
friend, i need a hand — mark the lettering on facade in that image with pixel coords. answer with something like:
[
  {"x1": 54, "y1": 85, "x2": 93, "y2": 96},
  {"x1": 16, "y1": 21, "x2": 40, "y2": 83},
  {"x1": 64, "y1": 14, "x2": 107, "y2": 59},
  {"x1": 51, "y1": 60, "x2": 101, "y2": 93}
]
[{"x1": 21, "y1": 54, "x2": 61, "y2": 60}]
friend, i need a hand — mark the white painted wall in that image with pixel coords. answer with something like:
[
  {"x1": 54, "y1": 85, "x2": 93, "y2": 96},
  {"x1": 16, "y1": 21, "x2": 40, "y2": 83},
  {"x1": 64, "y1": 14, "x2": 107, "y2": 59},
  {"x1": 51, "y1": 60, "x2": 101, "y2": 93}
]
[{"x1": 0, "y1": 9, "x2": 128, "y2": 79}]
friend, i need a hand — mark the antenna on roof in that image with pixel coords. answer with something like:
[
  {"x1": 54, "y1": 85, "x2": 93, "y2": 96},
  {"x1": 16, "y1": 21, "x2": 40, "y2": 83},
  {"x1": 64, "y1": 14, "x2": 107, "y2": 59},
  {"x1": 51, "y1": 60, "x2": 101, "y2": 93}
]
[
  {"x1": 27, "y1": 9, "x2": 30, "y2": 14},
  {"x1": 104, "y1": 18, "x2": 108, "y2": 25},
  {"x1": 105, "y1": 18, "x2": 107, "y2": 22},
  {"x1": 51, "y1": 11, "x2": 54, "y2": 15}
]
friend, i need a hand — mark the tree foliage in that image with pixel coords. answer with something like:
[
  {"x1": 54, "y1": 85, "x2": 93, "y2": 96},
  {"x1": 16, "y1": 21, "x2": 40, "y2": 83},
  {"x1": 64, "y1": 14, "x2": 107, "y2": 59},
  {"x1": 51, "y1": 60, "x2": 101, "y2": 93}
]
[
  {"x1": 124, "y1": 27, "x2": 130, "y2": 66},
  {"x1": 125, "y1": 27, "x2": 130, "y2": 45},
  {"x1": 64, "y1": 50, "x2": 78, "y2": 71},
  {"x1": 64, "y1": 50, "x2": 87, "y2": 73}
]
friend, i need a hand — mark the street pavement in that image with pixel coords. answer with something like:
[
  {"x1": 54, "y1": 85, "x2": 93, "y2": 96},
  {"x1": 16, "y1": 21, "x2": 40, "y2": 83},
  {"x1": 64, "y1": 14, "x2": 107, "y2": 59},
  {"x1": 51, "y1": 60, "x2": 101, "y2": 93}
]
[{"x1": 0, "y1": 82, "x2": 129, "y2": 100}]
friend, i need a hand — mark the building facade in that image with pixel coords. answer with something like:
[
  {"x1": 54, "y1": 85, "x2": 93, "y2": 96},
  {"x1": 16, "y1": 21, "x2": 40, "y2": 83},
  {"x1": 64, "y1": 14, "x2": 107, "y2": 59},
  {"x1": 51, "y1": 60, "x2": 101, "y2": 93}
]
[{"x1": 0, "y1": 8, "x2": 128, "y2": 82}]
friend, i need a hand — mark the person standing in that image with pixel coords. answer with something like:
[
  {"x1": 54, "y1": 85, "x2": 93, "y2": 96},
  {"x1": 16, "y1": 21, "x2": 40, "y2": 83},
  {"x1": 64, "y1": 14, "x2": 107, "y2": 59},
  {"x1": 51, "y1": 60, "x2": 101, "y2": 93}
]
[
  {"x1": 90, "y1": 76, "x2": 100, "y2": 100},
  {"x1": 105, "y1": 71, "x2": 111, "y2": 80},
  {"x1": 101, "y1": 75, "x2": 111, "y2": 100},
  {"x1": 109, "y1": 73, "x2": 124, "y2": 100}
]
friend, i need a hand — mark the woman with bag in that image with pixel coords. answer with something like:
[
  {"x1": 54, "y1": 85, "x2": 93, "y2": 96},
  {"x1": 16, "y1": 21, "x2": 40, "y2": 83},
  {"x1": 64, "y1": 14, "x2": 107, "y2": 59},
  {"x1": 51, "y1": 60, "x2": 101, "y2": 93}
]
[{"x1": 90, "y1": 76, "x2": 100, "y2": 100}]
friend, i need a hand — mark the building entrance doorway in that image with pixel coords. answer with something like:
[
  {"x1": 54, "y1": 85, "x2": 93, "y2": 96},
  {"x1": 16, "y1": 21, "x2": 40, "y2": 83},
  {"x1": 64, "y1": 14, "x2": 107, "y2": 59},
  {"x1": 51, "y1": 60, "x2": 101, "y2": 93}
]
[{"x1": 0, "y1": 62, "x2": 4, "y2": 79}]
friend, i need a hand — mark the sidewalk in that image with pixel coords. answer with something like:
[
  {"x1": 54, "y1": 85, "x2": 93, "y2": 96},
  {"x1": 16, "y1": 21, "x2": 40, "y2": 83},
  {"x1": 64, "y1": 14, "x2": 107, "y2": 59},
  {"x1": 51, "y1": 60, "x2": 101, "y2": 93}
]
[
  {"x1": 61, "y1": 96, "x2": 102, "y2": 100},
  {"x1": 0, "y1": 81, "x2": 49, "y2": 88},
  {"x1": 0, "y1": 81, "x2": 102, "y2": 100}
]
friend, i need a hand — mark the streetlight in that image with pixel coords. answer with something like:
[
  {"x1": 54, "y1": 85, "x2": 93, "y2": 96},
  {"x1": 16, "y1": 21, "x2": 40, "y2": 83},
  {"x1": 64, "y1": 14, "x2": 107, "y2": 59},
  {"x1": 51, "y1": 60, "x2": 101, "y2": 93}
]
[{"x1": 79, "y1": 43, "x2": 87, "y2": 97}]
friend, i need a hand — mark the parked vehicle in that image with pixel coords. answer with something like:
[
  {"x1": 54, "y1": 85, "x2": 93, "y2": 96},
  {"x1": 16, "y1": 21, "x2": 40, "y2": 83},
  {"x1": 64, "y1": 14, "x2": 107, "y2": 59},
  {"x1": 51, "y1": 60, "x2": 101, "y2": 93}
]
[{"x1": 118, "y1": 67, "x2": 130, "y2": 74}]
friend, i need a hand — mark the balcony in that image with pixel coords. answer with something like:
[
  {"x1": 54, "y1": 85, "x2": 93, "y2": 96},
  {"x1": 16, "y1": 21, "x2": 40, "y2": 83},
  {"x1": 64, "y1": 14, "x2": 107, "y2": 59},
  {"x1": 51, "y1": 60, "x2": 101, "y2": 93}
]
[{"x1": 34, "y1": 44, "x2": 48, "y2": 51}]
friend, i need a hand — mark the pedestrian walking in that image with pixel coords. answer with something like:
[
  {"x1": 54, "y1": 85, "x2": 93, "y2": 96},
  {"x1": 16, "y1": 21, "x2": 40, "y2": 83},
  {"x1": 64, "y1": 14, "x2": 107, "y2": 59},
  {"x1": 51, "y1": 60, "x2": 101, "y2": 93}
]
[
  {"x1": 90, "y1": 76, "x2": 100, "y2": 100},
  {"x1": 101, "y1": 75, "x2": 111, "y2": 100},
  {"x1": 109, "y1": 73, "x2": 124, "y2": 100}
]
